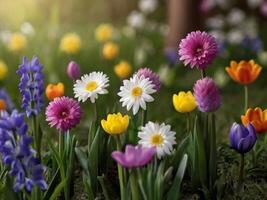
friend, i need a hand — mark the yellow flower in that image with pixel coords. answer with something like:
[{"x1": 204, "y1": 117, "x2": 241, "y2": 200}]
[
  {"x1": 114, "y1": 61, "x2": 132, "y2": 79},
  {"x1": 0, "y1": 61, "x2": 8, "y2": 80},
  {"x1": 101, "y1": 113, "x2": 129, "y2": 135},
  {"x1": 60, "y1": 33, "x2": 81, "y2": 54},
  {"x1": 8, "y1": 33, "x2": 27, "y2": 53},
  {"x1": 173, "y1": 91, "x2": 197, "y2": 113},
  {"x1": 102, "y1": 42, "x2": 119, "y2": 60},
  {"x1": 95, "y1": 24, "x2": 113, "y2": 42}
]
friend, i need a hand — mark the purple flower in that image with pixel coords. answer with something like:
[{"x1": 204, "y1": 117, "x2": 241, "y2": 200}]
[
  {"x1": 229, "y1": 123, "x2": 257, "y2": 154},
  {"x1": 193, "y1": 77, "x2": 221, "y2": 112},
  {"x1": 0, "y1": 110, "x2": 47, "y2": 192},
  {"x1": 0, "y1": 88, "x2": 14, "y2": 112},
  {"x1": 261, "y1": 2, "x2": 267, "y2": 17},
  {"x1": 179, "y1": 31, "x2": 218, "y2": 69},
  {"x1": 67, "y1": 61, "x2": 80, "y2": 80},
  {"x1": 164, "y1": 47, "x2": 178, "y2": 65},
  {"x1": 17, "y1": 56, "x2": 44, "y2": 117},
  {"x1": 112, "y1": 145, "x2": 156, "y2": 168},
  {"x1": 136, "y1": 68, "x2": 161, "y2": 92},
  {"x1": 46, "y1": 96, "x2": 82, "y2": 132},
  {"x1": 241, "y1": 36, "x2": 262, "y2": 54}
]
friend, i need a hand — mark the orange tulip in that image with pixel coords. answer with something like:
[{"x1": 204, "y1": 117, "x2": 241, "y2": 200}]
[
  {"x1": 45, "y1": 83, "x2": 64, "y2": 101},
  {"x1": 241, "y1": 107, "x2": 267, "y2": 133},
  {"x1": 225, "y1": 60, "x2": 261, "y2": 84}
]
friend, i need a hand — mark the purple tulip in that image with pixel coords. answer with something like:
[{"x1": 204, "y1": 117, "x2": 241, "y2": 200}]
[
  {"x1": 112, "y1": 145, "x2": 156, "y2": 168},
  {"x1": 67, "y1": 61, "x2": 80, "y2": 80},
  {"x1": 229, "y1": 123, "x2": 257, "y2": 154}
]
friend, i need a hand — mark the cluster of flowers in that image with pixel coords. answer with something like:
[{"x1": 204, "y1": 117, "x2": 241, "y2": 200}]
[{"x1": 0, "y1": 110, "x2": 47, "y2": 192}]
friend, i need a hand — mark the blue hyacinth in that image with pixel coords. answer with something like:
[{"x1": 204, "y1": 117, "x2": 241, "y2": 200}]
[
  {"x1": 0, "y1": 110, "x2": 47, "y2": 192},
  {"x1": 17, "y1": 56, "x2": 44, "y2": 117}
]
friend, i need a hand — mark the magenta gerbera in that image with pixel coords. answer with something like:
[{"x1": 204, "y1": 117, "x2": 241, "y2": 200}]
[
  {"x1": 46, "y1": 96, "x2": 82, "y2": 132},
  {"x1": 179, "y1": 31, "x2": 218, "y2": 69},
  {"x1": 136, "y1": 68, "x2": 161, "y2": 92}
]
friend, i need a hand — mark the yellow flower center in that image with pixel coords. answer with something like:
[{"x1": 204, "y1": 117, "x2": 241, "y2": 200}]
[
  {"x1": 0, "y1": 99, "x2": 6, "y2": 110},
  {"x1": 86, "y1": 81, "x2": 98, "y2": 92},
  {"x1": 131, "y1": 87, "x2": 143, "y2": 97},
  {"x1": 151, "y1": 134, "x2": 164, "y2": 146}
]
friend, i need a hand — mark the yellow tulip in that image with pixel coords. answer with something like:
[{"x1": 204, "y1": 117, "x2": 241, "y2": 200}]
[
  {"x1": 114, "y1": 61, "x2": 132, "y2": 79},
  {"x1": 102, "y1": 42, "x2": 119, "y2": 60},
  {"x1": 101, "y1": 113, "x2": 129, "y2": 135},
  {"x1": 95, "y1": 24, "x2": 113, "y2": 42},
  {"x1": 173, "y1": 91, "x2": 197, "y2": 113},
  {"x1": 60, "y1": 33, "x2": 81, "y2": 54},
  {"x1": 8, "y1": 33, "x2": 27, "y2": 53},
  {"x1": 0, "y1": 61, "x2": 8, "y2": 80}
]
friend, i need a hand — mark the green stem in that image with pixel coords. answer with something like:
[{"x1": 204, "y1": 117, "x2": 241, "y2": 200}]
[
  {"x1": 244, "y1": 85, "x2": 248, "y2": 113},
  {"x1": 201, "y1": 69, "x2": 206, "y2": 79},
  {"x1": 32, "y1": 115, "x2": 41, "y2": 158},
  {"x1": 130, "y1": 170, "x2": 139, "y2": 200},
  {"x1": 93, "y1": 102, "x2": 98, "y2": 123},
  {"x1": 115, "y1": 136, "x2": 125, "y2": 200},
  {"x1": 59, "y1": 133, "x2": 69, "y2": 200},
  {"x1": 186, "y1": 113, "x2": 190, "y2": 133},
  {"x1": 238, "y1": 153, "x2": 245, "y2": 185},
  {"x1": 142, "y1": 109, "x2": 147, "y2": 126}
]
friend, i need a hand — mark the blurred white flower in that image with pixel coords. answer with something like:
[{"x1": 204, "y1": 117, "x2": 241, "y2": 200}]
[
  {"x1": 214, "y1": 68, "x2": 229, "y2": 87},
  {"x1": 247, "y1": 0, "x2": 263, "y2": 8},
  {"x1": 134, "y1": 47, "x2": 147, "y2": 66},
  {"x1": 127, "y1": 11, "x2": 145, "y2": 29},
  {"x1": 138, "y1": 0, "x2": 158, "y2": 14},
  {"x1": 206, "y1": 15, "x2": 225, "y2": 29},
  {"x1": 209, "y1": 30, "x2": 225, "y2": 43},
  {"x1": 21, "y1": 22, "x2": 35, "y2": 37},
  {"x1": 227, "y1": 8, "x2": 245, "y2": 26},
  {"x1": 122, "y1": 26, "x2": 136, "y2": 38},
  {"x1": 158, "y1": 64, "x2": 175, "y2": 86},
  {"x1": 240, "y1": 18, "x2": 258, "y2": 37},
  {"x1": 0, "y1": 30, "x2": 11, "y2": 44},
  {"x1": 258, "y1": 51, "x2": 267, "y2": 65},
  {"x1": 226, "y1": 29, "x2": 244, "y2": 44}
]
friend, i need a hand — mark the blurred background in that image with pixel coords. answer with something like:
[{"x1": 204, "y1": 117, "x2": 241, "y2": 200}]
[{"x1": 1, "y1": 0, "x2": 267, "y2": 142}]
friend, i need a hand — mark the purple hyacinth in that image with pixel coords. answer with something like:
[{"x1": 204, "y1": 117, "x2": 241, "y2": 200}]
[
  {"x1": 136, "y1": 68, "x2": 161, "y2": 92},
  {"x1": 193, "y1": 77, "x2": 221, "y2": 112},
  {"x1": 179, "y1": 31, "x2": 218, "y2": 69},
  {"x1": 0, "y1": 88, "x2": 14, "y2": 112},
  {"x1": 67, "y1": 61, "x2": 80, "y2": 80},
  {"x1": 17, "y1": 56, "x2": 44, "y2": 117},
  {"x1": 0, "y1": 110, "x2": 47, "y2": 192},
  {"x1": 229, "y1": 123, "x2": 257, "y2": 154},
  {"x1": 164, "y1": 47, "x2": 178, "y2": 65},
  {"x1": 112, "y1": 145, "x2": 156, "y2": 168}
]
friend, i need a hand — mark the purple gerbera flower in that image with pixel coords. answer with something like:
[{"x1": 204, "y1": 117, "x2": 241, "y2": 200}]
[
  {"x1": 46, "y1": 96, "x2": 82, "y2": 132},
  {"x1": 179, "y1": 31, "x2": 218, "y2": 69},
  {"x1": 112, "y1": 145, "x2": 156, "y2": 168},
  {"x1": 0, "y1": 110, "x2": 47, "y2": 192},
  {"x1": 193, "y1": 77, "x2": 221, "y2": 112},
  {"x1": 136, "y1": 68, "x2": 161, "y2": 92},
  {"x1": 17, "y1": 56, "x2": 44, "y2": 117}
]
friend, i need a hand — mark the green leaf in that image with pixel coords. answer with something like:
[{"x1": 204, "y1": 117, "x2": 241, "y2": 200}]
[
  {"x1": 43, "y1": 168, "x2": 60, "y2": 200},
  {"x1": 75, "y1": 147, "x2": 90, "y2": 176},
  {"x1": 48, "y1": 178, "x2": 67, "y2": 200},
  {"x1": 166, "y1": 154, "x2": 188, "y2": 200}
]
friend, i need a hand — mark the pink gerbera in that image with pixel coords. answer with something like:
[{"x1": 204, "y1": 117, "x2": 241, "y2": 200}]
[
  {"x1": 46, "y1": 96, "x2": 82, "y2": 132},
  {"x1": 179, "y1": 31, "x2": 218, "y2": 69}
]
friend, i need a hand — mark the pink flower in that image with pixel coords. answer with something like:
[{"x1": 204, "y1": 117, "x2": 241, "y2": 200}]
[
  {"x1": 136, "y1": 68, "x2": 161, "y2": 92},
  {"x1": 112, "y1": 145, "x2": 156, "y2": 168},
  {"x1": 193, "y1": 77, "x2": 221, "y2": 112},
  {"x1": 46, "y1": 96, "x2": 82, "y2": 132},
  {"x1": 67, "y1": 61, "x2": 80, "y2": 80},
  {"x1": 179, "y1": 31, "x2": 218, "y2": 69}
]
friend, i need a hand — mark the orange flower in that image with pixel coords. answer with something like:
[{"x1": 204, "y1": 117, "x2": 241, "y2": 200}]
[
  {"x1": 225, "y1": 60, "x2": 261, "y2": 84},
  {"x1": 241, "y1": 107, "x2": 267, "y2": 133},
  {"x1": 45, "y1": 83, "x2": 64, "y2": 101}
]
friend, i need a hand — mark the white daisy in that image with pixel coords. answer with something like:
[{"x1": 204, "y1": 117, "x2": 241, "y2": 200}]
[
  {"x1": 118, "y1": 75, "x2": 156, "y2": 115},
  {"x1": 74, "y1": 72, "x2": 109, "y2": 103},
  {"x1": 138, "y1": 121, "x2": 176, "y2": 159}
]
